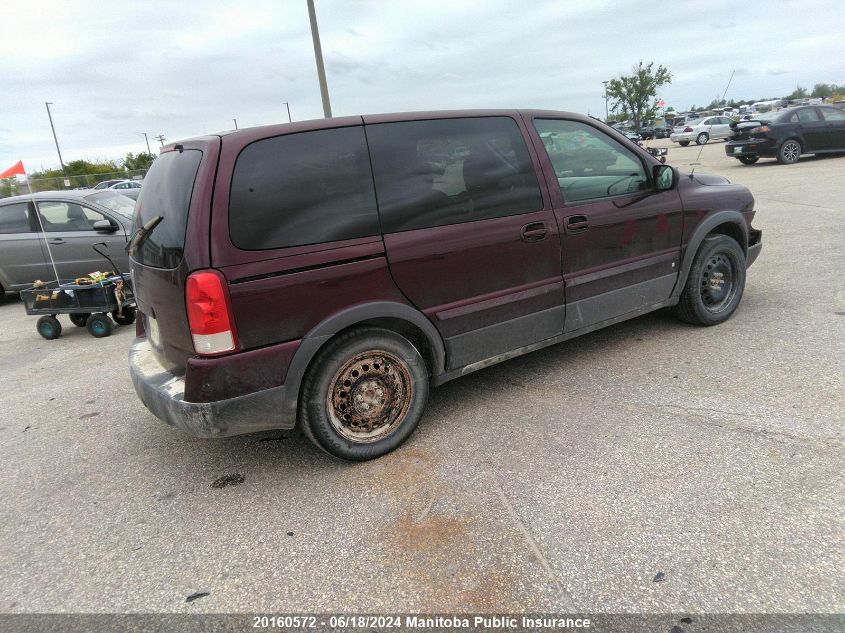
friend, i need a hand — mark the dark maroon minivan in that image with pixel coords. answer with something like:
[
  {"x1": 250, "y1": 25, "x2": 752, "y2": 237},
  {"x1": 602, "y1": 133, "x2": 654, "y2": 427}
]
[{"x1": 128, "y1": 109, "x2": 762, "y2": 460}]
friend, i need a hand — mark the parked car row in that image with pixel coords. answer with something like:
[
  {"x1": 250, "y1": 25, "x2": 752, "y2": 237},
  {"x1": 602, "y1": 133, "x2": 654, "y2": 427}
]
[{"x1": 92, "y1": 179, "x2": 143, "y2": 200}]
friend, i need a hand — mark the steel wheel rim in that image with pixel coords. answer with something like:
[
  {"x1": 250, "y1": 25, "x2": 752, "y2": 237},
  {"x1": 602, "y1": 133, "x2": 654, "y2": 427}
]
[
  {"x1": 783, "y1": 141, "x2": 800, "y2": 162},
  {"x1": 700, "y1": 251, "x2": 738, "y2": 313},
  {"x1": 326, "y1": 350, "x2": 413, "y2": 443}
]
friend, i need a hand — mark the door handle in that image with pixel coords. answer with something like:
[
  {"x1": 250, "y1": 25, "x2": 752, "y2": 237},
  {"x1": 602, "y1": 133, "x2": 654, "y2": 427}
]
[
  {"x1": 520, "y1": 222, "x2": 549, "y2": 243},
  {"x1": 48, "y1": 238, "x2": 65, "y2": 245},
  {"x1": 565, "y1": 215, "x2": 589, "y2": 233}
]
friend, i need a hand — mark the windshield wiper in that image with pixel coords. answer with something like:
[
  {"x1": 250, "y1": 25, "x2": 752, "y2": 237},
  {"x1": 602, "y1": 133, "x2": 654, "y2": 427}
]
[{"x1": 125, "y1": 215, "x2": 163, "y2": 254}]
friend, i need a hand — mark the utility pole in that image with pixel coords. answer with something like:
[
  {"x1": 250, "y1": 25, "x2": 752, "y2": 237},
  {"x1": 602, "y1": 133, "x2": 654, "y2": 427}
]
[
  {"x1": 602, "y1": 81, "x2": 609, "y2": 121},
  {"x1": 233, "y1": 118, "x2": 239, "y2": 130},
  {"x1": 283, "y1": 101, "x2": 292, "y2": 122},
  {"x1": 306, "y1": 0, "x2": 332, "y2": 118},
  {"x1": 141, "y1": 133, "x2": 152, "y2": 154},
  {"x1": 155, "y1": 134, "x2": 166, "y2": 147},
  {"x1": 45, "y1": 102, "x2": 66, "y2": 173}
]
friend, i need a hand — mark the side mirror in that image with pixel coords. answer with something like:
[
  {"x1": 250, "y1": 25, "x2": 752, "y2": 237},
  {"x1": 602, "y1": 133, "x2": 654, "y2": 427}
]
[
  {"x1": 654, "y1": 164, "x2": 675, "y2": 191},
  {"x1": 93, "y1": 219, "x2": 117, "y2": 233}
]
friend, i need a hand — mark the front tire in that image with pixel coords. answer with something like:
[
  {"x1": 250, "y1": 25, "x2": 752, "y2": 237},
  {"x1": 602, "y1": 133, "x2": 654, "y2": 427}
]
[
  {"x1": 37, "y1": 316, "x2": 62, "y2": 340},
  {"x1": 679, "y1": 140, "x2": 690, "y2": 147},
  {"x1": 674, "y1": 235, "x2": 746, "y2": 326},
  {"x1": 299, "y1": 327, "x2": 429, "y2": 461},
  {"x1": 695, "y1": 133, "x2": 709, "y2": 145},
  {"x1": 738, "y1": 156, "x2": 759, "y2": 165},
  {"x1": 777, "y1": 139, "x2": 801, "y2": 164}
]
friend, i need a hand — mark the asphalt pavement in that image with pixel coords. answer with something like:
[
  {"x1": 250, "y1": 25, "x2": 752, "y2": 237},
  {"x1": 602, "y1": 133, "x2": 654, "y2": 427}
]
[{"x1": 1, "y1": 140, "x2": 843, "y2": 615}]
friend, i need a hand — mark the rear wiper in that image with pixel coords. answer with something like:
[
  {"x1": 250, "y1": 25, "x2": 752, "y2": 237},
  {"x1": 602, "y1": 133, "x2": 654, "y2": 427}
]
[{"x1": 125, "y1": 215, "x2": 163, "y2": 254}]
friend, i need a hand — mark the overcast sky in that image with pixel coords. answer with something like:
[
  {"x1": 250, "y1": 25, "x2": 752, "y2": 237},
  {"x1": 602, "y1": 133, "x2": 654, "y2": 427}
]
[{"x1": 2, "y1": 0, "x2": 843, "y2": 171}]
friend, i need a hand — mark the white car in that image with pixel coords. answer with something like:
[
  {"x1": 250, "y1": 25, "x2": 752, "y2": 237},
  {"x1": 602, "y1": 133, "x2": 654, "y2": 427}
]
[{"x1": 670, "y1": 115, "x2": 734, "y2": 146}]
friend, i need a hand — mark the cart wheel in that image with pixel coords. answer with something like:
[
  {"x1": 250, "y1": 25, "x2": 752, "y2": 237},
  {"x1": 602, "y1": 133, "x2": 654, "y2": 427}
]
[
  {"x1": 112, "y1": 306, "x2": 136, "y2": 326},
  {"x1": 37, "y1": 316, "x2": 62, "y2": 340},
  {"x1": 69, "y1": 313, "x2": 90, "y2": 327},
  {"x1": 86, "y1": 313, "x2": 114, "y2": 338}
]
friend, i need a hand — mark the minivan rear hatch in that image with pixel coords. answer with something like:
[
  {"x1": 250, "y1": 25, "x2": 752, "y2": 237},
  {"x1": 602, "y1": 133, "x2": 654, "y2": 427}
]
[{"x1": 130, "y1": 137, "x2": 220, "y2": 372}]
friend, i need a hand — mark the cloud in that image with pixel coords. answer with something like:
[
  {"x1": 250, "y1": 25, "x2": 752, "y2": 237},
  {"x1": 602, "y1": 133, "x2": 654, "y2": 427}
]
[{"x1": 1, "y1": 0, "x2": 844, "y2": 169}]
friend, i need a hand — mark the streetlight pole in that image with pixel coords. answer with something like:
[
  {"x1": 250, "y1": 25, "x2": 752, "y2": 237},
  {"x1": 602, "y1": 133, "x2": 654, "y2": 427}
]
[
  {"x1": 283, "y1": 101, "x2": 292, "y2": 122},
  {"x1": 233, "y1": 118, "x2": 239, "y2": 130},
  {"x1": 306, "y1": 0, "x2": 332, "y2": 118},
  {"x1": 141, "y1": 133, "x2": 152, "y2": 154},
  {"x1": 602, "y1": 81, "x2": 609, "y2": 121},
  {"x1": 45, "y1": 102, "x2": 66, "y2": 173}
]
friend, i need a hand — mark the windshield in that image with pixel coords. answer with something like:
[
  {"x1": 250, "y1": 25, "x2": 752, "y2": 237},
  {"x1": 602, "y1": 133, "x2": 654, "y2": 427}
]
[
  {"x1": 132, "y1": 149, "x2": 202, "y2": 269},
  {"x1": 86, "y1": 191, "x2": 136, "y2": 218},
  {"x1": 756, "y1": 111, "x2": 781, "y2": 122}
]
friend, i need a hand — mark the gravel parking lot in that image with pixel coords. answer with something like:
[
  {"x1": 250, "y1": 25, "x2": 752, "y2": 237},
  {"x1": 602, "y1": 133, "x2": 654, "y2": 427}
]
[{"x1": 1, "y1": 140, "x2": 843, "y2": 615}]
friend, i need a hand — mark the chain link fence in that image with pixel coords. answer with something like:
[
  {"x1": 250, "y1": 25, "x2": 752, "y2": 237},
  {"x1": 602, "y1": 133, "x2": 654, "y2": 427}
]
[{"x1": 1, "y1": 169, "x2": 147, "y2": 198}]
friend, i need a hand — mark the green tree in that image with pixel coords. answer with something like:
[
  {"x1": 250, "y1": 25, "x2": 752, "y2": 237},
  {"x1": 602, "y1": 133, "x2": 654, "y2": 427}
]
[
  {"x1": 811, "y1": 83, "x2": 833, "y2": 99},
  {"x1": 123, "y1": 152, "x2": 156, "y2": 171},
  {"x1": 787, "y1": 85, "x2": 808, "y2": 100},
  {"x1": 605, "y1": 61, "x2": 672, "y2": 130}
]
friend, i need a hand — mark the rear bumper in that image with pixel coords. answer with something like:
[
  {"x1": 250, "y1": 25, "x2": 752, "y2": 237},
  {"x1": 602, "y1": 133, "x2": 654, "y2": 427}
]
[
  {"x1": 725, "y1": 139, "x2": 778, "y2": 158},
  {"x1": 129, "y1": 338, "x2": 295, "y2": 437}
]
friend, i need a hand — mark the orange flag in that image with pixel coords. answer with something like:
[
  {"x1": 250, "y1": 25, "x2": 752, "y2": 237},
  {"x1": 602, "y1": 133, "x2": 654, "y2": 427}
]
[{"x1": 0, "y1": 160, "x2": 25, "y2": 179}]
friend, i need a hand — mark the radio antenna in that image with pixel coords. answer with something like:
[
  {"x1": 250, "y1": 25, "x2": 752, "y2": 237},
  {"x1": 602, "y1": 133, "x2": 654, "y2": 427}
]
[{"x1": 691, "y1": 69, "x2": 735, "y2": 174}]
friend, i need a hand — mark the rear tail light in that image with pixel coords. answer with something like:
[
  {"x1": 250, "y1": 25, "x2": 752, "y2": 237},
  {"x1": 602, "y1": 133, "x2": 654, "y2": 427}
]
[
  {"x1": 186, "y1": 270, "x2": 238, "y2": 355},
  {"x1": 683, "y1": 127, "x2": 693, "y2": 132},
  {"x1": 749, "y1": 125, "x2": 770, "y2": 135}
]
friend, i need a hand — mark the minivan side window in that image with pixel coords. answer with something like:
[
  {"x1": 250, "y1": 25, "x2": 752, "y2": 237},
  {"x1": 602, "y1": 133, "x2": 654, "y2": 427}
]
[
  {"x1": 534, "y1": 119, "x2": 648, "y2": 204},
  {"x1": 229, "y1": 126, "x2": 378, "y2": 250},
  {"x1": 0, "y1": 203, "x2": 32, "y2": 233},
  {"x1": 366, "y1": 117, "x2": 542, "y2": 233}
]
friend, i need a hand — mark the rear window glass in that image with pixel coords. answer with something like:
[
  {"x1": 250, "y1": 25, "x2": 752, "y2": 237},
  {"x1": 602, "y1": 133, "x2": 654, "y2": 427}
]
[
  {"x1": 87, "y1": 191, "x2": 135, "y2": 219},
  {"x1": 132, "y1": 149, "x2": 202, "y2": 269},
  {"x1": 822, "y1": 107, "x2": 845, "y2": 121},
  {"x1": 367, "y1": 117, "x2": 542, "y2": 233},
  {"x1": 229, "y1": 126, "x2": 378, "y2": 250}
]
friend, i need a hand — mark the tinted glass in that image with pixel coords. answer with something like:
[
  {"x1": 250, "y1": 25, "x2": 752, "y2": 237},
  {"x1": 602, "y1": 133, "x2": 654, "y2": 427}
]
[
  {"x1": 133, "y1": 149, "x2": 202, "y2": 269},
  {"x1": 230, "y1": 126, "x2": 378, "y2": 250},
  {"x1": 367, "y1": 117, "x2": 542, "y2": 233},
  {"x1": 0, "y1": 202, "x2": 31, "y2": 234},
  {"x1": 37, "y1": 202, "x2": 105, "y2": 232},
  {"x1": 821, "y1": 107, "x2": 845, "y2": 121},
  {"x1": 535, "y1": 119, "x2": 648, "y2": 204}
]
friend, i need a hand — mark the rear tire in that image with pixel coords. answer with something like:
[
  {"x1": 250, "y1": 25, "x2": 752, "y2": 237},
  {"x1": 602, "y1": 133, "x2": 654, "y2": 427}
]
[
  {"x1": 777, "y1": 139, "x2": 801, "y2": 164},
  {"x1": 112, "y1": 306, "x2": 136, "y2": 326},
  {"x1": 695, "y1": 133, "x2": 709, "y2": 145},
  {"x1": 69, "y1": 313, "x2": 90, "y2": 327},
  {"x1": 738, "y1": 156, "x2": 759, "y2": 165},
  {"x1": 679, "y1": 140, "x2": 690, "y2": 147},
  {"x1": 86, "y1": 313, "x2": 114, "y2": 338},
  {"x1": 674, "y1": 235, "x2": 746, "y2": 326},
  {"x1": 299, "y1": 327, "x2": 429, "y2": 461},
  {"x1": 37, "y1": 316, "x2": 62, "y2": 340}
]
